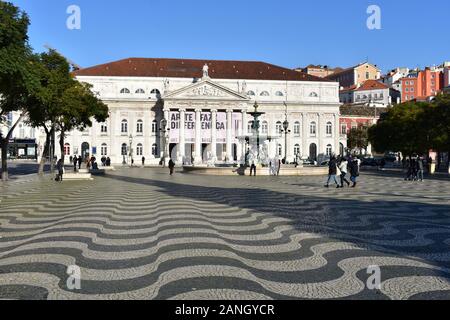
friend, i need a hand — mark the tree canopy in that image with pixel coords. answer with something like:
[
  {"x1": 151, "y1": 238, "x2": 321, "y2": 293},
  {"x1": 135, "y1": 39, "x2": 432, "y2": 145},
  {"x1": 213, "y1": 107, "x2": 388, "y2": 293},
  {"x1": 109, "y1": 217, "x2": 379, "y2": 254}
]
[
  {"x1": 0, "y1": 0, "x2": 41, "y2": 180},
  {"x1": 368, "y1": 94, "x2": 450, "y2": 156}
]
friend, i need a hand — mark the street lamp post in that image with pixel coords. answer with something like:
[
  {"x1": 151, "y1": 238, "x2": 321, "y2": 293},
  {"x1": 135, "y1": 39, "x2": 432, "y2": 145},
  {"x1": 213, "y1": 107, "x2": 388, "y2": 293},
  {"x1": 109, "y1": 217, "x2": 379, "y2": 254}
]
[{"x1": 280, "y1": 103, "x2": 291, "y2": 164}]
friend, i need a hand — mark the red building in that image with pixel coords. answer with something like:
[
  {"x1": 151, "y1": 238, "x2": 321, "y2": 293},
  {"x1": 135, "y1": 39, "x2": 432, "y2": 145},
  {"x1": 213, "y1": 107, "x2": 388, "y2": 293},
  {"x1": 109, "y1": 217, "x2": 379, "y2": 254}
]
[{"x1": 401, "y1": 68, "x2": 444, "y2": 102}]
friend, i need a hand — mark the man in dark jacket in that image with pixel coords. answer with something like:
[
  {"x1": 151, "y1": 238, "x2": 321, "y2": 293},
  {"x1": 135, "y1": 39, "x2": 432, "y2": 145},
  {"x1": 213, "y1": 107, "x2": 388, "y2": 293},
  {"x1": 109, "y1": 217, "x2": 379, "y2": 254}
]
[
  {"x1": 325, "y1": 156, "x2": 339, "y2": 188},
  {"x1": 168, "y1": 159, "x2": 175, "y2": 175},
  {"x1": 349, "y1": 158, "x2": 360, "y2": 188},
  {"x1": 73, "y1": 156, "x2": 78, "y2": 172},
  {"x1": 56, "y1": 159, "x2": 64, "y2": 182}
]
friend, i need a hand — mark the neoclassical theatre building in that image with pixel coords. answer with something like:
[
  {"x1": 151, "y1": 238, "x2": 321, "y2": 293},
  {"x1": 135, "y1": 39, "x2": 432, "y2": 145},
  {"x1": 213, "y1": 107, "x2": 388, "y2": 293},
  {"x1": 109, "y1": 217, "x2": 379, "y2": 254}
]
[{"x1": 50, "y1": 58, "x2": 343, "y2": 165}]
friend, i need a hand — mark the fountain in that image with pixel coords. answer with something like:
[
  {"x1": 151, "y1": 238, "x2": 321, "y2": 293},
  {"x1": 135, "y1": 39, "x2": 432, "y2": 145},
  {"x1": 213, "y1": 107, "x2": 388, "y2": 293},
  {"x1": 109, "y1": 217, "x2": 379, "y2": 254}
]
[
  {"x1": 182, "y1": 101, "x2": 327, "y2": 176},
  {"x1": 236, "y1": 101, "x2": 280, "y2": 168}
]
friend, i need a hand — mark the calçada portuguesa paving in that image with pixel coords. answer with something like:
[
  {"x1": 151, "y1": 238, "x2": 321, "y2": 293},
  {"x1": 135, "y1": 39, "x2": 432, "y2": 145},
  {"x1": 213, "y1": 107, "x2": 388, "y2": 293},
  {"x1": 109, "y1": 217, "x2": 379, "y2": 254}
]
[{"x1": 0, "y1": 168, "x2": 450, "y2": 300}]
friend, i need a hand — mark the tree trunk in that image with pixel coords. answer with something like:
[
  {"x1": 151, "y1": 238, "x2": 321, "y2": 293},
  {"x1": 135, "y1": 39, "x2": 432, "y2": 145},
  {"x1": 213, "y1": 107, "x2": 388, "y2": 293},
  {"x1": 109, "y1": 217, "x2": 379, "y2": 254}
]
[
  {"x1": 59, "y1": 130, "x2": 66, "y2": 164},
  {"x1": 1, "y1": 139, "x2": 9, "y2": 181},
  {"x1": 0, "y1": 115, "x2": 25, "y2": 181},
  {"x1": 38, "y1": 133, "x2": 50, "y2": 176},
  {"x1": 49, "y1": 126, "x2": 55, "y2": 173}
]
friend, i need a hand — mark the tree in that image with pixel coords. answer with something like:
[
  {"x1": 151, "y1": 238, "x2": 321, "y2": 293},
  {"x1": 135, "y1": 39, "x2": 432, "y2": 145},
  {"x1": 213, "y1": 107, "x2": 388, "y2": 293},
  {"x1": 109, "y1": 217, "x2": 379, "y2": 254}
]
[
  {"x1": 0, "y1": 1, "x2": 39, "y2": 181},
  {"x1": 56, "y1": 81, "x2": 108, "y2": 164},
  {"x1": 347, "y1": 125, "x2": 369, "y2": 153},
  {"x1": 26, "y1": 50, "x2": 73, "y2": 175},
  {"x1": 27, "y1": 50, "x2": 109, "y2": 173},
  {"x1": 368, "y1": 101, "x2": 429, "y2": 157}
]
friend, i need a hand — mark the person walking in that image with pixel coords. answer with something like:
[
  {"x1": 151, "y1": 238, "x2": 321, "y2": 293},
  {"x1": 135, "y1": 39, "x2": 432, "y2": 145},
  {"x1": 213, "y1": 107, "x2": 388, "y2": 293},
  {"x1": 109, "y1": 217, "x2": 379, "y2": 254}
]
[
  {"x1": 106, "y1": 157, "x2": 111, "y2": 167},
  {"x1": 417, "y1": 156, "x2": 424, "y2": 182},
  {"x1": 277, "y1": 159, "x2": 281, "y2": 176},
  {"x1": 78, "y1": 156, "x2": 82, "y2": 170},
  {"x1": 325, "y1": 155, "x2": 340, "y2": 188},
  {"x1": 349, "y1": 157, "x2": 360, "y2": 188},
  {"x1": 56, "y1": 159, "x2": 64, "y2": 182},
  {"x1": 142, "y1": 156, "x2": 146, "y2": 167},
  {"x1": 250, "y1": 161, "x2": 257, "y2": 176},
  {"x1": 73, "y1": 156, "x2": 78, "y2": 172},
  {"x1": 404, "y1": 157, "x2": 412, "y2": 181},
  {"x1": 168, "y1": 159, "x2": 175, "y2": 176},
  {"x1": 338, "y1": 158, "x2": 350, "y2": 188}
]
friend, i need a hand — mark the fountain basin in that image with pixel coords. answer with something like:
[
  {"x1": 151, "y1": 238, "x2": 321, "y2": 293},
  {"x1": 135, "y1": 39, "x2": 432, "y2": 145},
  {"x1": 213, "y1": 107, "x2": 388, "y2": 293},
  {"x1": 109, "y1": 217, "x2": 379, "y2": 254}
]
[{"x1": 183, "y1": 165, "x2": 327, "y2": 176}]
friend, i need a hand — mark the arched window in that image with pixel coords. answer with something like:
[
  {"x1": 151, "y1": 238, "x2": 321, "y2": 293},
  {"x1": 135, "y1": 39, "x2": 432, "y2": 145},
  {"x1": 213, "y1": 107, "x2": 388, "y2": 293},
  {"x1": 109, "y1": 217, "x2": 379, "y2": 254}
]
[
  {"x1": 121, "y1": 143, "x2": 128, "y2": 156},
  {"x1": 136, "y1": 143, "x2": 143, "y2": 156},
  {"x1": 309, "y1": 92, "x2": 318, "y2": 97},
  {"x1": 137, "y1": 120, "x2": 143, "y2": 134},
  {"x1": 260, "y1": 91, "x2": 270, "y2": 97},
  {"x1": 326, "y1": 144, "x2": 333, "y2": 157},
  {"x1": 294, "y1": 144, "x2": 301, "y2": 156},
  {"x1": 121, "y1": 120, "x2": 128, "y2": 133},
  {"x1": 135, "y1": 88, "x2": 145, "y2": 94},
  {"x1": 101, "y1": 143, "x2": 108, "y2": 156},
  {"x1": 261, "y1": 121, "x2": 268, "y2": 134},
  {"x1": 152, "y1": 144, "x2": 158, "y2": 156},
  {"x1": 310, "y1": 122, "x2": 317, "y2": 136},
  {"x1": 150, "y1": 89, "x2": 161, "y2": 95},
  {"x1": 326, "y1": 122, "x2": 333, "y2": 136},
  {"x1": 276, "y1": 121, "x2": 283, "y2": 135},
  {"x1": 64, "y1": 143, "x2": 70, "y2": 156},
  {"x1": 275, "y1": 91, "x2": 284, "y2": 97},
  {"x1": 152, "y1": 120, "x2": 158, "y2": 133},
  {"x1": 294, "y1": 122, "x2": 301, "y2": 136},
  {"x1": 247, "y1": 90, "x2": 255, "y2": 96},
  {"x1": 120, "y1": 88, "x2": 130, "y2": 94}
]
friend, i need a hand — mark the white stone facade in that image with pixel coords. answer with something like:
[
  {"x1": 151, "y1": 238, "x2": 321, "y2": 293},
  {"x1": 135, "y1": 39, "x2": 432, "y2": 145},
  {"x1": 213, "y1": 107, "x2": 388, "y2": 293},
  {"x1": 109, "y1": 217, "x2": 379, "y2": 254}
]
[{"x1": 32, "y1": 61, "x2": 341, "y2": 165}]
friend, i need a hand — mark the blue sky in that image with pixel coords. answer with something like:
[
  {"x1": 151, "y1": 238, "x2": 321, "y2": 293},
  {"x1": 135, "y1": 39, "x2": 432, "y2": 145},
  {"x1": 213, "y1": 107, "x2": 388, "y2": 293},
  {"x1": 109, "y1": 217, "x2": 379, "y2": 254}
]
[{"x1": 9, "y1": 0, "x2": 450, "y2": 73}]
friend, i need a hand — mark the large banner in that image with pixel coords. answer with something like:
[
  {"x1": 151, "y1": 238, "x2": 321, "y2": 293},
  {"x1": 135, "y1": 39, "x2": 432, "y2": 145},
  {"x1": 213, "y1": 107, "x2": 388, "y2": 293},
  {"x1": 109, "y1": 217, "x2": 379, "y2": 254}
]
[{"x1": 169, "y1": 111, "x2": 230, "y2": 144}]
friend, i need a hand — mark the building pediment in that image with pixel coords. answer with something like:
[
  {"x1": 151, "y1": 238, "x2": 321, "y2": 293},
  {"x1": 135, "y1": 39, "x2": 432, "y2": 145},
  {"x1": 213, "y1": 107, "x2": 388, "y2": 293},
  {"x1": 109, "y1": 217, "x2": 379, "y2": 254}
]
[{"x1": 163, "y1": 79, "x2": 249, "y2": 102}]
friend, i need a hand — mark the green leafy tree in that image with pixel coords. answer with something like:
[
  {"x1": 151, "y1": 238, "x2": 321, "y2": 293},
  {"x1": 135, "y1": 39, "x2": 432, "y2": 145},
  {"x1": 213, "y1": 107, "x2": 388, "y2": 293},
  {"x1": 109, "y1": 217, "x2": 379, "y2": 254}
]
[
  {"x1": 27, "y1": 50, "x2": 73, "y2": 174},
  {"x1": 0, "y1": 1, "x2": 39, "y2": 181},
  {"x1": 347, "y1": 125, "x2": 369, "y2": 152},
  {"x1": 56, "y1": 81, "x2": 109, "y2": 163},
  {"x1": 369, "y1": 101, "x2": 429, "y2": 157},
  {"x1": 27, "y1": 50, "x2": 109, "y2": 172}
]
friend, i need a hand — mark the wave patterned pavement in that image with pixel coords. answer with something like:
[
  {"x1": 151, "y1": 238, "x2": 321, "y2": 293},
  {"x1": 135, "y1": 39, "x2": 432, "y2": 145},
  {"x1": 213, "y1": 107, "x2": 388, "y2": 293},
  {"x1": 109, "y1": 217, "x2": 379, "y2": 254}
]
[{"x1": 0, "y1": 168, "x2": 450, "y2": 300}]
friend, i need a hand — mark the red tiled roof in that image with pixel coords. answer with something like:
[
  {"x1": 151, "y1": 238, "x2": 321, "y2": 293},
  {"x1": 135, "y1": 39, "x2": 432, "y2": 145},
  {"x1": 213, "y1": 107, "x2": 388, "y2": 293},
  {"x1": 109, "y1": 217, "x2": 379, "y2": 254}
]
[
  {"x1": 340, "y1": 85, "x2": 358, "y2": 93},
  {"x1": 73, "y1": 58, "x2": 327, "y2": 82},
  {"x1": 355, "y1": 80, "x2": 388, "y2": 91}
]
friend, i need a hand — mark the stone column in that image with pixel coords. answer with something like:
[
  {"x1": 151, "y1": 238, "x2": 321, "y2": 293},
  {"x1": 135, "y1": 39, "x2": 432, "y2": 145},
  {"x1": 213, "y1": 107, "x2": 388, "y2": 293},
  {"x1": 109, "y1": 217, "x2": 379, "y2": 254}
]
[
  {"x1": 334, "y1": 113, "x2": 340, "y2": 156},
  {"x1": 194, "y1": 108, "x2": 202, "y2": 164},
  {"x1": 302, "y1": 113, "x2": 308, "y2": 157},
  {"x1": 226, "y1": 109, "x2": 233, "y2": 163},
  {"x1": 211, "y1": 109, "x2": 217, "y2": 161},
  {"x1": 317, "y1": 113, "x2": 322, "y2": 159},
  {"x1": 109, "y1": 110, "x2": 116, "y2": 163},
  {"x1": 241, "y1": 110, "x2": 248, "y2": 159},
  {"x1": 178, "y1": 108, "x2": 186, "y2": 164}
]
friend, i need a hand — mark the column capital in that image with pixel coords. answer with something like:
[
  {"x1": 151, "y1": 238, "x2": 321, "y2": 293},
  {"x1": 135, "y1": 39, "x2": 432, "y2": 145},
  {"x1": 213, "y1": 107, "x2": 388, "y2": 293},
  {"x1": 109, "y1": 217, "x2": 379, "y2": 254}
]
[
  {"x1": 195, "y1": 108, "x2": 202, "y2": 113},
  {"x1": 163, "y1": 108, "x2": 170, "y2": 113},
  {"x1": 226, "y1": 109, "x2": 233, "y2": 114},
  {"x1": 179, "y1": 108, "x2": 186, "y2": 113},
  {"x1": 210, "y1": 109, "x2": 218, "y2": 113}
]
